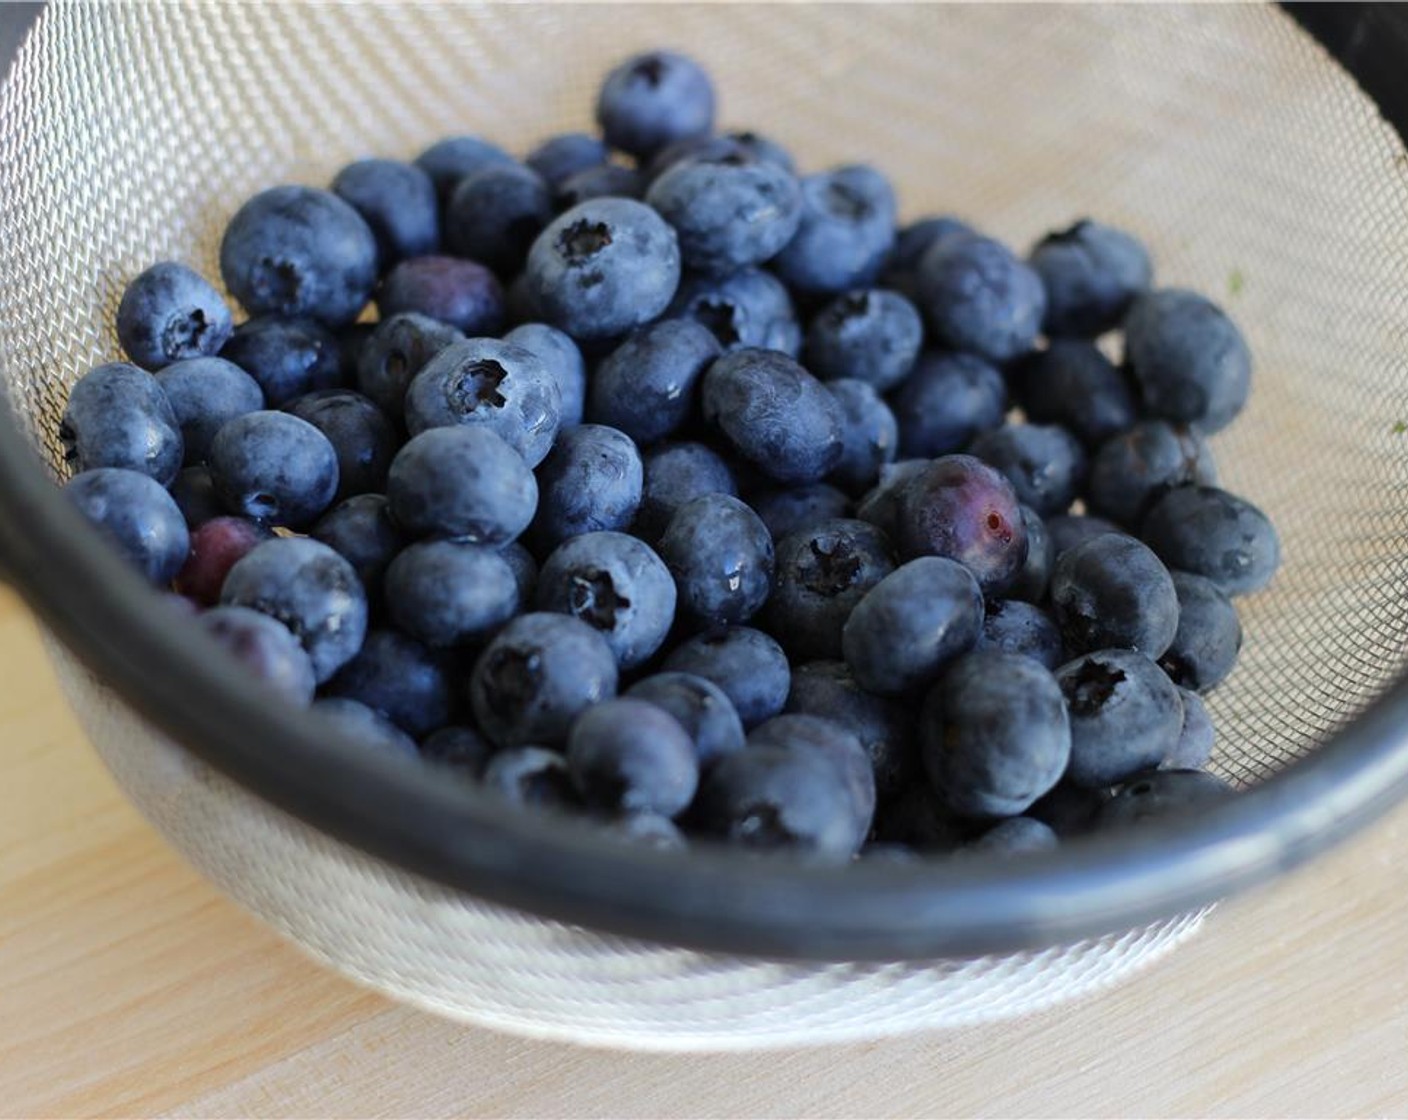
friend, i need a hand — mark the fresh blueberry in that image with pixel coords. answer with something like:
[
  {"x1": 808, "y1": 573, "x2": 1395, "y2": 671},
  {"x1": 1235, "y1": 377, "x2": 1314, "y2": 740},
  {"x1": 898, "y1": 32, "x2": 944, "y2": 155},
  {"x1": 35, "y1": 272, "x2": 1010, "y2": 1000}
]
[
  {"x1": 530, "y1": 424, "x2": 643, "y2": 552},
  {"x1": 526, "y1": 132, "x2": 611, "y2": 188},
  {"x1": 765, "y1": 518, "x2": 895, "y2": 661},
  {"x1": 403, "y1": 337, "x2": 562, "y2": 466},
  {"x1": 662, "y1": 626, "x2": 789, "y2": 730},
  {"x1": 773, "y1": 165, "x2": 897, "y2": 295},
  {"x1": 414, "y1": 135, "x2": 515, "y2": 201},
  {"x1": 785, "y1": 660, "x2": 917, "y2": 803},
  {"x1": 208, "y1": 410, "x2": 339, "y2": 528},
  {"x1": 596, "y1": 50, "x2": 715, "y2": 158},
  {"x1": 1087, "y1": 421, "x2": 1218, "y2": 527},
  {"x1": 626, "y1": 671, "x2": 746, "y2": 765},
  {"x1": 667, "y1": 267, "x2": 800, "y2": 355},
  {"x1": 879, "y1": 215, "x2": 973, "y2": 300},
  {"x1": 170, "y1": 465, "x2": 225, "y2": 529},
  {"x1": 355, "y1": 312, "x2": 465, "y2": 418},
  {"x1": 977, "y1": 599, "x2": 1064, "y2": 670},
  {"x1": 889, "y1": 351, "x2": 1007, "y2": 459},
  {"x1": 325, "y1": 627, "x2": 457, "y2": 738},
  {"x1": 156, "y1": 357, "x2": 264, "y2": 465},
  {"x1": 1141, "y1": 485, "x2": 1280, "y2": 597},
  {"x1": 1045, "y1": 513, "x2": 1125, "y2": 560},
  {"x1": 310, "y1": 493, "x2": 406, "y2": 598},
  {"x1": 386, "y1": 426, "x2": 537, "y2": 545},
  {"x1": 1010, "y1": 341, "x2": 1137, "y2": 448},
  {"x1": 916, "y1": 233, "x2": 1046, "y2": 364},
  {"x1": 63, "y1": 468, "x2": 189, "y2": 584},
  {"x1": 920, "y1": 651, "x2": 1071, "y2": 819},
  {"x1": 1057, "y1": 648, "x2": 1182, "y2": 788},
  {"x1": 633, "y1": 441, "x2": 737, "y2": 542},
  {"x1": 377, "y1": 255, "x2": 504, "y2": 336},
  {"x1": 220, "y1": 537, "x2": 368, "y2": 683},
  {"x1": 1009, "y1": 505, "x2": 1053, "y2": 603},
  {"x1": 895, "y1": 454, "x2": 1028, "y2": 594},
  {"x1": 197, "y1": 605, "x2": 317, "y2": 705},
  {"x1": 965, "y1": 816, "x2": 1059, "y2": 856},
  {"x1": 1125, "y1": 288, "x2": 1251, "y2": 433},
  {"x1": 219, "y1": 186, "x2": 377, "y2": 327},
  {"x1": 470, "y1": 612, "x2": 619, "y2": 747},
  {"x1": 1049, "y1": 532, "x2": 1179, "y2": 657},
  {"x1": 220, "y1": 316, "x2": 343, "y2": 407},
  {"x1": 657, "y1": 494, "x2": 773, "y2": 627},
  {"x1": 500, "y1": 540, "x2": 539, "y2": 602},
  {"x1": 554, "y1": 163, "x2": 645, "y2": 208},
  {"x1": 60, "y1": 362, "x2": 183, "y2": 484},
  {"x1": 384, "y1": 539, "x2": 520, "y2": 648},
  {"x1": 446, "y1": 162, "x2": 554, "y2": 276},
  {"x1": 116, "y1": 261, "x2": 234, "y2": 370},
  {"x1": 482, "y1": 747, "x2": 579, "y2": 810},
  {"x1": 314, "y1": 697, "x2": 419, "y2": 757},
  {"x1": 870, "y1": 781, "x2": 978, "y2": 852},
  {"x1": 1029, "y1": 219, "x2": 1152, "y2": 337},
  {"x1": 700, "y1": 348, "x2": 843, "y2": 484},
  {"x1": 283, "y1": 389, "x2": 397, "y2": 500},
  {"x1": 968, "y1": 423, "x2": 1087, "y2": 518},
  {"x1": 853, "y1": 459, "x2": 927, "y2": 541},
  {"x1": 1166, "y1": 688, "x2": 1215, "y2": 770},
  {"x1": 567, "y1": 698, "x2": 699, "y2": 817},
  {"x1": 502, "y1": 323, "x2": 586, "y2": 428},
  {"x1": 525, "y1": 198, "x2": 682, "y2": 339},
  {"x1": 842, "y1": 556, "x2": 983, "y2": 695},
  {"x1": 331, "y1": 158, "x2": 439, "y2": 265},
  {"x1": 645, "y1": 131, "x2": 795, "y2": 184},
  {"x1": 588, "y1": 319, "x2": 721, "y2": 445},
  {"x1": 1027, "y1": 780, "x2": 1111, "y2": 837},
  {"x1": 803, "y1": 289, "x2": 923, "y2": 392},
  {"x1": 1096, "y1": 768, "x2": 1234, "y2": 829},
  {"x1": 1159, "y1": 572, "x2": 1242, "y2": 693},
  {"x1": 173, "y1": 515, "x2": 272, "y2": 606},
  {"x1": 825, "y1": 379, "x2": 898, "y2": 494},
  {"x1": 749, "y1": 713, "x2": 875, "y2": 845},
  {"x1": 749, "y1": 483, "x2": 852, "y2": 542},
  {"x1": 420, "y1": 724, "x2": 496, "y2": 779},
  {"x1": 599, "y1": 813, "x2": 688, "y2": 851}
]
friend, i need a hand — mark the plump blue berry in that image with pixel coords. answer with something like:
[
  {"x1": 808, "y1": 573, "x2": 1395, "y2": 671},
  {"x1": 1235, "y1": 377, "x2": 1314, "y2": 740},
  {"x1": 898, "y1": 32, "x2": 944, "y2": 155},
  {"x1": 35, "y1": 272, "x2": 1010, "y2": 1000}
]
[
  {"x1": 284, "y1": 389, "x2": 397, "y2": 500},
  {"x1": 596, "y1": 50, "x2": 715, "y2": 158},
  {"x1": 870, "y1": 781, "x2": 979, "y2": 852},
  {"x1": 1029, "y1": 219, "x2": 1152, "y2": 337},
  {"x1": 64, "y1": 467, "x2": 189, "y2": 584},
  {"x1": 1159, "y1": 572, "x2": 1242, "y2": 693},
  {"x1": 921, "y1": 651, "x2": 1071, "y2": 818},
  {"x1": 61, "y1": 362, "x2": 183, "y2": 484},
  {"x1": 384, "y1": 539, "x2": 520, "y2": 648},
  {"x1": 208, "y1": 410, "x2": 339, "y2": 528},
  {"x1": 750, "y1": 713, "x2": 875, "y2": 844},
  {"x1": 889, "y1": 351, "x2": 1007, "y2": 460},
  {"x1": 657, "y1": 493, "x2": 773, "y2": 627},
  {"x1": 446, "y1": 162, "x2": 554, "y2": 276},
  {"x1": 916, "y1": 233, "x2": 1046, "y2": 363},
  {"x1": 1125, "y1": 288, "x2": 1251, "y2": 433},
  {"x1": 326, "y1": 628, "x2": 457, "y2": 738},
  {"x1": 1097, "y1": 768, "x2": 1234, "y2": 828},
  {"x1": 377, "y1": 255, "x2": 504, "y2": 336},
  {"x1": 968, "y1": 423, "x2": 1087, "y2": 518},
  {"x1": 663, "y1": 626, "x2": 790, "y2": 730},
  {"x1": 1087, "y1": 421, "x2": 1218, "y2": 527},
  {"x1": 331, "y1": 158, "x2": 439, "y2": 266},
  {"x1": 1011, "y1": 340, "x2": 1137, "y2": 447},
  {"x1": 197, "y1": 605, "x2": 316, "y2": 705},
  {"x1": 310, "y1": 493, "x2": 406, "y2": 598},
  {"x1": 502, "y1": 323, "x2": 586, "y2": 428},
  {"x1": 588, "y1": 319, "x2": 720, "y2": 445},
  {"x1": 554, "y1": 163, "x2": 644, "y2": 209},
  {"x1": 1050, "y1": 532, "x2": 1179, "y2": 657},
  {"x1": 219, "y1": 186, "x2": 377, "y2": 327},
  {"x1": 626, "y1": 671, "x2": 746, "y2": 765},
  {"x1": 482, "y1": 746, "x2": 579, "y2": 811},
  {"x1": 803, "y1": 288, "x2": 923, "y2": 392},
  {"x1": 117, "y1": 261, "x2": 234, "y2": 370},
  {"x1": 965, "y1": 816, "x2": 1059, "y2": 856},
  {"x1": 977, "y1": 599, "x2": 1064, "y2": 670},
  {"x1": 667, "y1": 267, "x2": 800, "y2": 355},
  {"x1": 825, "y1": 379, "x2": 898, "y2": 494},
  {"x1": 879, "y1": 215, "x2": 973, "y2": 299},
  {"x1": 170, "y1": 465, "x2": 225, "y2": 529},
  {"x1": 414, "y1": 135, "x2": 514, "y2": 201},
  {"x1": 530, "y1": 424, "x2": 643, "y2": 551},
  {"x1": 853, "y1": 459, "x2": 927, "y2": 540},
  {"x1": 567, "y1": 698, "x2": 699, "y2": 816},
  {"x1": 220, "y1": 316, "x2": 343, "y2": 407},
  {"x1": 645, "y1": 131, "x2": 795, "y2": 184},
  {"x1": 1009, "y1": 505, "x2": 1053, "y2": 603},
  {"x1": 314, "y1": 697, "x2": 418, "y2": 757},
  {"x1": 386, "y1": 425, "x2": 536, "y2": 545},
  {"x1": 1045, "y1": 513, "x2": 1125, "y2": 561},
  {"x1": 500, "y1": 540, "x2": 539, "y2": 602},
  {"x1": 1057, "y1": 648, "x2": 1182, "y2": 787},
  {"x1": 420, "y1": 724, "x2": 496, "y2": 778},
  {"x1": 156, "y1": 357, "x2": 264, "y2": 465},
  {"x1": 1166, "y1": 688, "x2": 1215, "y2": 770},
  {"x1": 526, "y1": 132, "x2": 610, "y2": 188},
  {"x1": 749, "y1": 483, "x2": 852, "y2": 542},
  {"x1": 1141, "y1": 485, "x2": 1280, "y2": 597},
  {"x1": 633, "y1": 441, "x2": 736, "y2": 543},
  {"x1": 773, "y1": 165, "x2": 896, "y2": 295},
  {"x1": 1027, "y1": 780, "x2": 1110, "y2": 838}
]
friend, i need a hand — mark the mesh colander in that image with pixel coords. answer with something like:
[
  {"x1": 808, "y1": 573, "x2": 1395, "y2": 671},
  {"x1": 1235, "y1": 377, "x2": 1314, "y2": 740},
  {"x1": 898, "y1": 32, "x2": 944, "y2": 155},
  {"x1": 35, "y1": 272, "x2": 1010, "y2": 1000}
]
[{"x1": 2, "y1": 1, "x2": 1408, "y2": 1050}]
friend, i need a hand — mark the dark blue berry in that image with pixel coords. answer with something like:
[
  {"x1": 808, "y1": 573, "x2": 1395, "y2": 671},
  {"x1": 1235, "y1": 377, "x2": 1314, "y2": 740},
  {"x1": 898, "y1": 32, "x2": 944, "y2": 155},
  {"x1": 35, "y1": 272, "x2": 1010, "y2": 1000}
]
[
  {"x1": 1027, "y1": 780, "x2": 1110, "y2": 838},
  {"x1": 1057, "y1": 648, "x2": 1182, "y2": 787},
  {"x1": 1097, "y1": 768, "x2": 1234, "y2": 829},
  {"x1": 283, "y1": 389, "x2": 397, "y2": 500},
  {"x1": 208, "y1": 410, "x2": 339, "y2": 528},
  {"x1": 596, "y1": 50, "x2": 715, "y2": 158},
  {"x1": 1011, "y1": 340, "x2": 1137, "y2": 447},
  {"x1": 530, "y1": 424, "x2": 643, "y2": 552},
  {"x1": 626, "y1": 671, "x2": 746, "y2": 766},
  {"x1": 1009, "y1": 505, "x2": 1053, "y2": 603},
  {"x1": 414, "y1": 135, "x2": 514, "y2": 201},
  {"x1": 386, "y1": 425, "x2": 537, "y2": 544},
  {"x1": 633, "y1": 441, "x2": 737, "y2": 543},
  {"x1": 310, "y1": 493, "x2": 406, "y2": 598},
  {"x1": 1159, "y1": 572, "x2": 1242, "y2": 693},
  {"x1": 502, "y1": 323, "x2": 586, "y2": 428},
  {"x1": 482, "y1": 747, "x2": 579, "y2": 811},
  {"x1": 156, "y1": 357, "x2": 264, "y2": 465},
  {"x1": 1125, "y1": 288, "x2": 1251, "y2": 433},
  {"x1": 1049, "y1": 532, "x2": 1179, "y2": 657},
  {"x1": 567, "y1": 698, "x2": 699, "y2": 817},
  {"x1": 977, "y1": 599, "x2": 1064, "y2": 670},
  {"x1": 60, "y1": 362, "x2": 183, "y2": 484},
  {"x1": 554, "y1": 163, "x2": 644, "y2": 208},
  {"x1": 825, "y1": 378, "x2": 898, "y2": 494},
  {"x1": 853, "y1": 459, "x2": 927, "y2": 541},
  {"x1": 968, "y1": 423, "x2": 1087, "y2": 518},
  {"x1": 117, "y1": 261, "x2": 234, "y2": 370},
  {"x1": 1029, "y1": 219, "x2": 1152, "y2": 337},
  {"x1": 645, "y1": 131, "x2": 795, "y2": 184},
  {"x1": 377, "y1": 255, "x2": 504, "y2": 336},
  {"x1": 889, "y1": 351, "x2": 1007, "y2": 460},
  {"x1": 749, "y1": 713, "x2": 875, "y2": 845},
  {"x1": 588, "y1": 319, "x2": 721, "y2": 445},
  {"x1": 1045, "y1": 514, "x2": 1125, "y2": 561},
  {"x1": 879, "y1": 215, "x2": 973, "y2": 299},
  {"x1": 662, "y1": 626, "x2": 789, "y2": 730},
  {"x1": 331, "y1": 158, "x2": 439, "y2": 266},
  {"x1": 197, "y1": 605, "x2": 316, "y2": 705},
  {"x1": 657, "y1": 494, "x2": 774, "y2": 628},
  {"x1": 870, "y1": 781, "x2": 978, "y2": 852},
  {"x1": 773, "y1": 165, "x2": 896, "y2": 295},
  {"x1": 420, "y1": 724, "x2": 496, "y2": 779},
  {"x1": 803, "y1": 288, "x2": 923, "y2": 391},
  {"x1": 446, "y1": 162, "x2": 554, "y2": 276},
  {"x1": 749, "y1": 482, "x2": 852, "y2": 542},
  {"x1": 63, "y1": 467, "x2": 189, "y2": 584},
  {"x1": 384, "y1": 539, "x2": 520, "y2": 648},
  {"x1": 220, "y1": 316, "x2": 343, "y2": 407},
  {"x1": 1087, "y1": 421, "x2": 1217, "y2": 527},
  {"x1": 916, "y1": 233, "x2": 1045, "y2": 363},
  {"x1": 667, "y1": 267, "x2": 800, "y2": 355},
  {"x1": 170, "y1": 465, "x2": 225, "y2": 529},
  {"x1": 1166, "y1": 688, "x2": 1215, "y2": 770},
  {"x1": 500, "y1": 541, "x2": 539, "y2": 602},
  {"x1": 526, "y1": 132, "x2": 610, "y2": 188},
  {"x1": 1141, "y1": 485, "x2": 1280, "y2": 597},
  {"x1": 326, "y1": 628, "x2": 457, "y2": 738}
]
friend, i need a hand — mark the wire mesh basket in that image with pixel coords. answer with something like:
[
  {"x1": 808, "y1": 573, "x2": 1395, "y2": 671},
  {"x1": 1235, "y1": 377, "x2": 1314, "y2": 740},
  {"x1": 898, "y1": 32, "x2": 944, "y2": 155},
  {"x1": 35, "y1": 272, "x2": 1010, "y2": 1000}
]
[{"x1": 2, "y1": 2, "x2": 1408, "y2": 1049}]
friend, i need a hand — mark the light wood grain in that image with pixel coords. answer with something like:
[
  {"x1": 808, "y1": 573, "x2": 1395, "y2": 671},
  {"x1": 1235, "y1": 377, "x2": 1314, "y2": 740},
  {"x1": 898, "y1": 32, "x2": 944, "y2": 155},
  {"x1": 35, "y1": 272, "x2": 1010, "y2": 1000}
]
[{"x1": 0, "y1": 586, "x2": 1405, "y2": 1119}]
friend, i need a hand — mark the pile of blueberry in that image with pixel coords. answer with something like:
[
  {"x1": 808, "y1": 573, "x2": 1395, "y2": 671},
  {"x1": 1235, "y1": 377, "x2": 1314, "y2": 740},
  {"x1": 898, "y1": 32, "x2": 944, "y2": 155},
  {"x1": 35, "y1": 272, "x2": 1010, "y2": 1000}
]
[{"x1": 56, "y1": 50, "x2": 1280, "y2": 861}]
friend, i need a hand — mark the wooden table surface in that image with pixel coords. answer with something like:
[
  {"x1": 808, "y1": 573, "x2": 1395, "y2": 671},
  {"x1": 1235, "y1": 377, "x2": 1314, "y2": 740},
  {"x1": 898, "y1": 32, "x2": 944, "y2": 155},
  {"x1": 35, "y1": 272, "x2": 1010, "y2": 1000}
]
[{"x1": 2, "y1": 587, "x2": 1406, "y2": 1119}]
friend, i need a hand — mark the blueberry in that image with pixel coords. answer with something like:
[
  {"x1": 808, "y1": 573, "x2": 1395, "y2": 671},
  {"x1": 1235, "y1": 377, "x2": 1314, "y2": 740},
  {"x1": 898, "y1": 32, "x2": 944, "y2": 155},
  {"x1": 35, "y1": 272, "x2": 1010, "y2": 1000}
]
[
  {"x1": 1049, "y1": 532, "x2": 1179, "y2": 656},
  {"x1": 646, "y1": 130, "x2": 795, "y2": 183},
  {"x1": 626, "y1": 671, "x2": 746, "y2": 765},
  {"x1": 870, "y1": 782, "x2": 977, "y2": 852},
  {"x1": 920, "y1": 651, "x2": 1071, "y2": 818},
  {"x1": 220, "y1": 186, "x2": 377, "y2": 327},
  {"x1": 197, "y1": 605, "x2": 317, "y2": 705},
  {"x1": 1056, "y1": 648, "x2": 1182, "y2": 788},
  {"x1": 662, "y1": 626, "x2": 789, "y2": 729},
  {"x1": 657, "y1": 494, "x2": 773, "y2": 627},
  {"x1": 554, "y1": 163, "x2": 645, "y2": 208},
  {"x1": 525, "y1": 198, "x2": 681, "y2": 339},
  {"x1": 765, "y1": 518, "x2": 895, "y2": 661},
  {"x1": 173, "y1": 515, "x2": 272, "y2": 606},
  {"x1": 1159, "y1": 572, "x2": 1242, "y2": 693},
  {"x1": 1029, "y1": 219, "x2": 1152, "y2": 337},
  {"x1": 208, "y1": 411, "x2": 339, "y2": 528},
  {"x1": 853, "y1": 459, "x2": 927, "y2": 540},
  {"x1": 596, "y1": 50, "x2": 715, "y2": 158},
  {"x1": 803, "y1": 289, "x2": 923, "y2": 392},
  {"x1": 313, "y1": 697, "x2": 419, "y2": 757},
  {"x1": 916, "y1": 233, "x2": 1046, "y2": 363},
  {"x1": 749, "y1": 482, "x2": 852, "y2": 541},
  {"x1": 403, "y1": 337, "x2": 561, "y2": 466},
  {"x1": 633, "y1": 441, "x2": 737, "y2": 542},
  {"x1": 588, "y1": 318, "x2": 721, "y2": 444},
  {"x1": 526, "y1": 132, "x2": 610, "y2": 188},
  {"x1": 325, "y1": 628, "x2": 457, "y2": 738},
  {"x1": 220, "y1": 316, "x2": 343, "y2": 407},
  {"x1": 220, "y1": 538, "x2": 368, "y2": 683},
  {"x1": 785, "y1": 660, "x2": 917, "y2": 803},
  {"x1": 170, "y1": 465, "x2": 225, "y2": 529},
  {"x1": 965, "y1": 816, "x2": 1059, "y2": 856},
  {"x1": 499, "y1": 541, "x2": 539, "y2": 602},
  {"x1": 156, "y1": 357, "x2": 264, "y2": 465},
  {"x1": 749, "y1": 713, "x2": 875, "y2": 845},
  {"x1": 842, "y1": 556, "x2": 983, "y2": 695},
  {"x1": 377, "y1": 255, "x2": 504, "y2": 336},
  {"x1": 482, "y1": 747, "x2": 579, "y2": 810},
  {"x1": 599, "y1": 813, "x2": 688, "y2": 851},
  {"x1": 446, "y1": 162, "x2": 554, "y2": 276},
  {"x1": 60, "y1": 362, "x2": 183, "y2": 484},
  {"x1": 825, "y1": 379, "x2": 898, "y2": 494},
  {"x1": 355, "y1": 312, "x2": 465, "y2": 418},
  {"x1": 384, "y1": 539, "x2": 520, "y2": 648},
  {"x1": 310, "y1": 493, "x2": 406, "y2": 598},
  {"x1": 1027, "y1": 780, "x2": 1111, "y2": 837},
  {"x1": 567, "y1": 698, "x2": 699, "y2": 817},
  {"x1": 773, "y1": 165, "x2": 897, "y2": 295},
  {"x1": 1087, "y1": 421, "x2": 1218, "y2": 527},
  {"x1": 667, "y1": 267, "x2": 800, "y2": 355},
  {"x1": 63, "y1": 468, "x2": 189, "y2": 584},
  {"x1": 414, "y1": 135, "x2": 515, "y2": 201},
  {"x1": 1045, "y1": 513, "x2": 1125, "y2": 560},
  {"x1": 530, "y1": 424, "x2": 644, "y2": 551},
  {"x1": 1096, "y1": 768, "x2": 1234, "y2": 829},
  {"x1": 469, "y1": 612, "x2": 618, "y2": 747},
  {"x1": 977, "y1": 599, "x2": 1064, "y2": 670},
  {"x1": 968, "y1": 423, "x2": 1087, "y2": 518},
  {"x1": 331, "y1": 158, "x2": 439, "y2": 266},
  {"x1": 1010, "y1": 342, "x2": 1135, "y2": 450},
  {"x1": 1125, "y1": 289, "x2": 1251, "y2": 433},
  {"x1": 888, "y1": 351, "x2": 1007, "y2": 459},
  {"x1": 1141, "y1": 485, "x2": 1280, "y2": 597},
  {"x1": 894, "y1": 454, "x2": 1028, "y2": 593},
  {"x1": 386, "y1": 426, "x2": 536, "y2": 545},
  {"x1": 701, "y1": 348, "x2": 843, "y2": 484},
  {"x1": 116, "y1": 261, "x2": 234, "y2": 370},
  {"x1": 879, "y1": 215, "x2": 973, "y2": 299},
  {"x1": 502, "y1": 323, "x2": 586, "y2": 428},
  {"x1": 283, "y1": 389, "x2": 397, "y2": 500},
  {"x1": 420, "y1": 724, "x2": 496, "y2": 778},
  {"x1": 1009, "y1": 505, "x2": 1053, "y2": 603}
]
